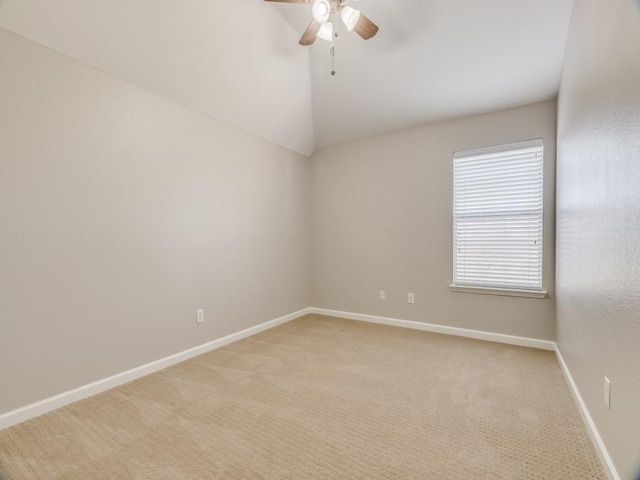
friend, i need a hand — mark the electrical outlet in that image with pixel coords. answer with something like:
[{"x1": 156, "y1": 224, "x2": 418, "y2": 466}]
[
  {"x1": 379, "y1": 290, "x2": 386, "y2": 301},
  {"x1": 408, "y1": 293, "x2": 415, "y2": 304},
  {"x1": 196, "y1": 309, "x2": 204, "y2": 324},
  {"x1": 604, "y1": 377, "x2": 611, "y2": 409}
]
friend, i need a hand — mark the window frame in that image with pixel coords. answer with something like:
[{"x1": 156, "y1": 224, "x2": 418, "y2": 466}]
[{"x1": 449, "y1": 139, "x2": 547, "y2": 299}]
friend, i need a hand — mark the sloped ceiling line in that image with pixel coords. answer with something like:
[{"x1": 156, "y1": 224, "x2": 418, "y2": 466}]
[{"x1": 0, "y1": 0, "x2": 573, "y2": 154}]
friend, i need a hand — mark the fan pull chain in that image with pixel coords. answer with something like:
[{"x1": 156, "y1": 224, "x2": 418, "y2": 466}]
[
  {"x1": 330, "y1": 45, "x2": 335, "y2": 75},
  {"x1": 330, "y1": 11, "x2": 338, "y2": 76}
]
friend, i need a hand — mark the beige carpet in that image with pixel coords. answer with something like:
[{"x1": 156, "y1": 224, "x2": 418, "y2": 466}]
[{"x1": 0, "y1": 314, "x2": 605, "y2": 479}]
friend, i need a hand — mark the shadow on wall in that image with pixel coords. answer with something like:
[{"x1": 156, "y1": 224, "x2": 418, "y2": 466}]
[{"x1": 634, "y1": 452, "x2": 640, "y2": 480}]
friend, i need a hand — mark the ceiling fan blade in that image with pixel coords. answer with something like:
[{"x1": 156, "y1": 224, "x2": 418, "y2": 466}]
[
  {"x1": 264, "y1": 0, "x2": 309, "y2": 3},
  {"x1": 299, "y1": 20, "x2": 321, "y2": 46},
  {"x1": 353, "y1": 13, "x2": 379, "y2": 40}
]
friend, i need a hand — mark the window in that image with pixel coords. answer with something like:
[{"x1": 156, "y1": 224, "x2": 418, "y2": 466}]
[{"x1": 451, "y1": 139, "x2": 545, "y2": 298}]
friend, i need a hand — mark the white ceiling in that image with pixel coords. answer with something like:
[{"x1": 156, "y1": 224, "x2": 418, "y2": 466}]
[{"x1": 0, "y1": 0, "x2": 573, "y2": 155}]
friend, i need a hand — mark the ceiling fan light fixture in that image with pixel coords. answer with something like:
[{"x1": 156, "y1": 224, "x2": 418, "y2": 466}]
[
  {"x1": 312, "y1": 0, "x2": 331, "y2": 23},
  {"x1": 317, "y1": 22, "x2": 333, "y2": 42},
  {"x1": 340, "y1": 6, "x2": 360, "y2": 31}
]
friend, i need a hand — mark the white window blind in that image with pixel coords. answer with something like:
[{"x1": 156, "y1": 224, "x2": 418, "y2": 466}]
[{"x1": 453, "y1": 139, "x2": 543, "y2": 291}]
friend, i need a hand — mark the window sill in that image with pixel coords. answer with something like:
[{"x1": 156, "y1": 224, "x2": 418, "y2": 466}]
[{"x1": 449, "y1": 285, "x2": 547, "y2": 299}]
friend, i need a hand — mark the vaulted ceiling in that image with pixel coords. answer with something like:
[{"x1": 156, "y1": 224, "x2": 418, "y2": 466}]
[{"x1": 0, "y1": 0, "x2": 573, "y2": 156}]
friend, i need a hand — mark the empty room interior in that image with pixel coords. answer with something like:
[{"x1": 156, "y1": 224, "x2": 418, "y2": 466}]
[{"x1": 0, "y1": 0, "x2": 639, "y2": 478}]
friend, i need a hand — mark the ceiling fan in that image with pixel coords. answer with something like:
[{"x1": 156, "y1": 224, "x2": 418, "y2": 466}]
[{"x1": 264, "y1": 0, "x2": 379, "y2": 46}]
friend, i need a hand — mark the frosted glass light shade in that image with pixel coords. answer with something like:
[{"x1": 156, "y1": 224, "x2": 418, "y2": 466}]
[
  {"x1": 341, "y1": 6, "x2": 360, "y2": 31},
  {"x1": 312, "y1": 0, "x2": 331, "y2": 23},
  {"x1": 317, "y1": 22, "x2": 333, "y2": 42}
]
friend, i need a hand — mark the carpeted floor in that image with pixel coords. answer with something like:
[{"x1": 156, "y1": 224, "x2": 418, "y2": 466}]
[{"x1": 0, "y1": 314, "x2": 605, "y2": 479}]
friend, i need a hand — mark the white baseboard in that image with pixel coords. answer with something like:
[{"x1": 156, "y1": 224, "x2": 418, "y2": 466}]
[
  {"x1": 309, "y1": 307, "x2": 555, "y2": 351},
  {"x1": 0, "y1": 307, "x2": 310, "y2": 431},
  {"x1": 554, "y1": 347, "x2": 621, "y2": 480},
  {"x1": 0, "y1": 304, "x2": 620, "y2": 480}
]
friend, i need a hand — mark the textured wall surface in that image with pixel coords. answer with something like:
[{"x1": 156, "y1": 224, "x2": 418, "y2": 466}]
[
  {"x1": 556, "y1": 0, "x2": 640, "y2": 477},
  {"x1": 0, "y1": 29, "x2": 311, "y2": 415},
  {"x1": 311, "y1": 101, "x2": 557, "y2": 340}
]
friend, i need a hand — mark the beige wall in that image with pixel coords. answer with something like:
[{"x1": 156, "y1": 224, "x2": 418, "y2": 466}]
[
  {"x1": 311, "y1": 101, "x2": 557, "y2": 340},
  {"x1": 556, "y1": 1, "x2": 640, "y2": 478},
  {"x1": 0, "y1": 29, "x2": 311, "y2": 415}
]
